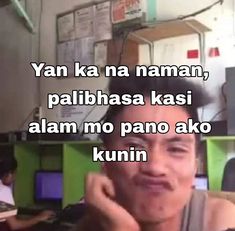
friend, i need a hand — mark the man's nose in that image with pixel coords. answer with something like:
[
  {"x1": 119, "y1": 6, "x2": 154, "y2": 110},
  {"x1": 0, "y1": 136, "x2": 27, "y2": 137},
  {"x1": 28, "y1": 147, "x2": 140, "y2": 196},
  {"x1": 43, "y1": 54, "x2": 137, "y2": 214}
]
[{"x1": 140, "y1": 147, "x2": 168, "y2": 176}]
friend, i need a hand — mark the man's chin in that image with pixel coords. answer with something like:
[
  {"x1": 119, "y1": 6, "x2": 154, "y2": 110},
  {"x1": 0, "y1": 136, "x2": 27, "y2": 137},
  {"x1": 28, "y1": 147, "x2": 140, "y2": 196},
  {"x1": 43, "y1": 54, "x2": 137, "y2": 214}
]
[
  {"x1": 132, "y1": 206, "x2": 173, "y2": 223},
  {"x1": 126, "y1": 196, "x2": 181, "y2": 224}
]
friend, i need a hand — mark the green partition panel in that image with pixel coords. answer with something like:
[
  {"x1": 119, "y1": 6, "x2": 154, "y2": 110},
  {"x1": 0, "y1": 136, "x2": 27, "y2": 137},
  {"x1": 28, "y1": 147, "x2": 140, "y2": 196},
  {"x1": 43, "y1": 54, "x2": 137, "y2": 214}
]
[
  {"x1": 63, "y1": 142, "x2": 100, "y2": 207},
  {"x1": 14, "y1": 144, "x2": 40, "y2": 207},
  {"x1": 40, "y1": 144, "x2": 62, "y2": 170},
  {"x1": 206, "y1": 140, "x2": 227, "y2": 190}
]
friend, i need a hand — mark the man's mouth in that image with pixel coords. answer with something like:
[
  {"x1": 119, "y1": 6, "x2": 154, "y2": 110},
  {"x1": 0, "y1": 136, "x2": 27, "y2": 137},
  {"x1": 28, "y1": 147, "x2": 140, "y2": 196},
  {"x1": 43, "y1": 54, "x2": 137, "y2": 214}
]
[{"x1": 134, "y1": 177, "x2": 174, "y2": 194}]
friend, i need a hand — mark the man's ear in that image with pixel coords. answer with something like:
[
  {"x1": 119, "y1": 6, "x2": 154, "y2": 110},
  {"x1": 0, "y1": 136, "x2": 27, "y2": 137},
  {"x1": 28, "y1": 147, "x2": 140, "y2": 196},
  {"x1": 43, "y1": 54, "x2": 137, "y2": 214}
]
[{"x1": 1, "y1": 172, "x2": 11, "y2": 185}]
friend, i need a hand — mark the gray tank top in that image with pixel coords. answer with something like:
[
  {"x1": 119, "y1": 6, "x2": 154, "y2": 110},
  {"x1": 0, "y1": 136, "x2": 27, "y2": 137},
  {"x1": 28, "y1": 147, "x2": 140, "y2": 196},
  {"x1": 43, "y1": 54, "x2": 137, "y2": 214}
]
[
  {"x1": 181, "y1": 190, "x2": 207, "y2": 231},
  {"x1": 74, "y1": 190, "x2": 208, "y2": 231}
]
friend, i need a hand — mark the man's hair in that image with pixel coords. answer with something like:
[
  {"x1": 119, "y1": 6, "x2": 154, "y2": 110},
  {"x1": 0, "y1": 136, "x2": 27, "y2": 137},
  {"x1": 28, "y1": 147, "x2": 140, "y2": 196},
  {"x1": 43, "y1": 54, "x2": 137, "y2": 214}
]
[
  {"x1": 100, "y1": 70, "x2": 212, "y2": 151},
  {"x1": 0, "y1": 156, "x2": 17, "y2": 179}
]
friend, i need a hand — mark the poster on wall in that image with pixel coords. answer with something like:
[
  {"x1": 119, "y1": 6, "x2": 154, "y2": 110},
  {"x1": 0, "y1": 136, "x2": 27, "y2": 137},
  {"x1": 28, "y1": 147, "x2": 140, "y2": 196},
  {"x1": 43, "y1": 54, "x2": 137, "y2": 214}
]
[
  {"x1": 57, "y1": 13, "x2": 75, "y2": 42},
  {"x1": 59, "y1": 105, "x2": 91, "y2": 131},
  {"x1": 60, "y1": 105, "x2": 90, "y2": 120},
  {"x1": 74, "y1": 37, "x2": 95, "y2": 66},
  {"x1": 94, "y1": 41, "x2": 108, "y2": 68},
  {"x1": 75, "y1": 6, "x2": 94, "y2": 39},
  {"x1": 111, "y1": 0, "x2": 142, "y2": 24},
  {"x1": 94, "y1": 1, "x2": 112, "y2": 41},
  {"x1": 56, "y1": 1, "x2": 113, "y2": 76},
  {"x1": 57, "y1": 40, "x2": 75, "y2": 76}
]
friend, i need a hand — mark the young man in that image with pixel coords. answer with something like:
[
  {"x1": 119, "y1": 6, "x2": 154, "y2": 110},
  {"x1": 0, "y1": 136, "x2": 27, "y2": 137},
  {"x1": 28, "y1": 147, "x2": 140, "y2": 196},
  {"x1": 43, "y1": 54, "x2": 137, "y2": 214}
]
[
  {"x1": 76, "y1": 74, "x2": 235, "y2": 231},
  {"x1": 0, "y1": 156, "x2": 54, "y2": 230}
]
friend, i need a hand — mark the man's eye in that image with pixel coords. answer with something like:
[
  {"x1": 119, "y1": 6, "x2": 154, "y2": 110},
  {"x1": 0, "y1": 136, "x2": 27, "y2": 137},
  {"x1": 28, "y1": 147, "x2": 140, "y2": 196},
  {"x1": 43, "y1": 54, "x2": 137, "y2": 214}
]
[
  {"x1": 168, "y1": 147, "x2": 187, "y2": 154},
  {"x1": 125, "y1": 142, "x2": 145, "y2": 149},
  {"x1": 122, "y1": 138, "x2": 147, "y2": 149}
]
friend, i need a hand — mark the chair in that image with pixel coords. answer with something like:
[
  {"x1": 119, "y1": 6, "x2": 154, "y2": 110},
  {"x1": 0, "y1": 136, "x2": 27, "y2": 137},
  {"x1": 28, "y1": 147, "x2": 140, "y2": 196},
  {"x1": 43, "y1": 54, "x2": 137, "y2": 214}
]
[{"x1": 222, "y1": 158, "x2": 235, "y2": 192}]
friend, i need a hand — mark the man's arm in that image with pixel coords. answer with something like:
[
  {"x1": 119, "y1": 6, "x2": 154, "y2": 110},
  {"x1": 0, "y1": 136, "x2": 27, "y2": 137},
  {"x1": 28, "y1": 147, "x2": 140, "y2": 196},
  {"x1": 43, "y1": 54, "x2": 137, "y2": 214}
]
[
  {"x1": 6, "y1": 211, "x2": 54, "y2": 230},
  {"x1": 208, "y1": 197, "x2": 235, "y2": 231}
]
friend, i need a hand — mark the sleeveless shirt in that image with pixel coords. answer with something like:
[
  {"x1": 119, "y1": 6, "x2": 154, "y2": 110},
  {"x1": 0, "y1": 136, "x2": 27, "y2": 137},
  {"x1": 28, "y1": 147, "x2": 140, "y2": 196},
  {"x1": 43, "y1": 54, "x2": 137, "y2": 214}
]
[
  {"x1": 181, "y1": 190, "x2": 207, "y2": 231},
  {"x1": 74, "y1": 190, "x2": 208, "y2": 231}
]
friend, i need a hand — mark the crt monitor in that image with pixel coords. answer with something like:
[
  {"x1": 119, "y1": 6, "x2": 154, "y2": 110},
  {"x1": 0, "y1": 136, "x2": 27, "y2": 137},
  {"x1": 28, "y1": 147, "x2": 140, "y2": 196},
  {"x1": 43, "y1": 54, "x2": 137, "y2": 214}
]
[
  {"x1": 194, "y1": 175, "x2": 208, "y2": 190},
  {"x1": 35, "y1": 171, "x2": 63, "y2": 201}
]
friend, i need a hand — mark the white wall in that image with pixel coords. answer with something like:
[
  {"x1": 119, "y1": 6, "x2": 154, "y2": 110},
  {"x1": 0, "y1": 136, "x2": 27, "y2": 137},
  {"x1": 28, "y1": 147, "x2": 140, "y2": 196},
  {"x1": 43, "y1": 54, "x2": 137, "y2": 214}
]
[
  {"x1": 140, "y1": 0, "x2": 235, "y2": 121},
  {"x1": 0, "y1": 0, "x2": 109, "y2": 134},
  {"x1": 0, "y1": 0, "x2": 40, "y2": 132},
  {"x1": 1, "y1": 0, "x2": 235, "y2": 133},
  {"x1": 39, "y1": 0, "x2": 109, "y2": 128},
  {"x1": 40, "y1": 0, "x2": 235, "y2": 124}
]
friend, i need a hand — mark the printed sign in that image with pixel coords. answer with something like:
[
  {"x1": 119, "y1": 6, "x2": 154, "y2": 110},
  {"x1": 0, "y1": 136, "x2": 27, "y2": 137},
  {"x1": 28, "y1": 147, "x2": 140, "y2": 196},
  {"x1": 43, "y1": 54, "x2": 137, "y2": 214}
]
[{"x1": 112, "y1": 0, "x2": 142, "y2": 24}]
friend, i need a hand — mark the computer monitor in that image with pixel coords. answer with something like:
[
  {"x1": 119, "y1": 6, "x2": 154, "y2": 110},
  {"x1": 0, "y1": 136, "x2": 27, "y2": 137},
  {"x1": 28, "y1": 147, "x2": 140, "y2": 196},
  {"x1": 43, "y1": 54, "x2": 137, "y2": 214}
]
[
  {"x1": 35, "y1": 171, "x2": 63, "y2": 201},
  {"x1": 194, "y1": 175, "x2": 208, "y2": 190}
]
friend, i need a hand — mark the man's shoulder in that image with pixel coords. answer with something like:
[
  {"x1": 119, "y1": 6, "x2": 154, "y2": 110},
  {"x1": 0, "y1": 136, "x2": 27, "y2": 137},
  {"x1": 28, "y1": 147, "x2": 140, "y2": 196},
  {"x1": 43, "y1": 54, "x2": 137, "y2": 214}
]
[
  {"x1": 207, "y1": 196, "x2": 235, "y2": 231},
  {"x1": 0, "y1": 184, "x2": 14, "y2": 205},
  {"x1": 0, "y1": 184, "x2": 12, "y2": 195},
  {"x1": 208, "y1": 196, "x2": 235, "y2": 215}
]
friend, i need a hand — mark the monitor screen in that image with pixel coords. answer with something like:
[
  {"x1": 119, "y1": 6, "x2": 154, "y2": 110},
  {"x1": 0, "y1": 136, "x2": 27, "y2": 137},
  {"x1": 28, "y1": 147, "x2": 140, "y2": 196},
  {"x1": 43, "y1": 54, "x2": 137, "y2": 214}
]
[
  {"x1": 194, "y1": 175, "x2": 208, "y2": 190},
  {"x1": 35, "y1": 171, "x2": 63, "y2": 201}
]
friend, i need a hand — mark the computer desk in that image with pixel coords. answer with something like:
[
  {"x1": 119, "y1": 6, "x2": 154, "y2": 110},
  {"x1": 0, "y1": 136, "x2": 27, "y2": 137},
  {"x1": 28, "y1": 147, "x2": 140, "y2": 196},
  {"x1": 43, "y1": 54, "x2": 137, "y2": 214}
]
[
  {"x1": 17, "y1": 214, "x2": 76, "y2": 231},
  {"x1": 33, "y1": 221, "x2": 75, "y2": 231}
]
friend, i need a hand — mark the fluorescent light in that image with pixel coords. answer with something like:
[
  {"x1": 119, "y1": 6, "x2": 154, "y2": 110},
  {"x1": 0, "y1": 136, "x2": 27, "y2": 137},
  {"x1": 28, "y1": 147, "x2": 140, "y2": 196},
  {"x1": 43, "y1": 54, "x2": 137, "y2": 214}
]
[{"x1": 10, "y1": 0, "x2": 36, "y2": 33}]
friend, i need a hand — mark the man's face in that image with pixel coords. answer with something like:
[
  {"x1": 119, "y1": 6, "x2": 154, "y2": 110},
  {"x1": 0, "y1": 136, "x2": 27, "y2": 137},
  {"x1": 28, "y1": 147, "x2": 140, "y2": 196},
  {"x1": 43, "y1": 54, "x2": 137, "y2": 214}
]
[
  {"x1": 103, "y1": 99, "x2": 197, "y2": 223},
  {"x1": 2, "y1": 171, "x2": 16, "y2": 186}
]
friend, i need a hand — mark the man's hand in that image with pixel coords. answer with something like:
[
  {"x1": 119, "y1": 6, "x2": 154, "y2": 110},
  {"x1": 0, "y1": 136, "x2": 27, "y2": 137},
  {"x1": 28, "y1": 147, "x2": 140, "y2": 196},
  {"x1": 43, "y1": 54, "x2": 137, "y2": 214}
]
[
  {"x1": 35, "y1": 210, "x2": 55, "y2": 222},
  {"x1": 85, "y1": 173, "x2": 140, "y2": 231},
  {"x1": 6, "y1": 210, "x2": 56, "y2": 230}
]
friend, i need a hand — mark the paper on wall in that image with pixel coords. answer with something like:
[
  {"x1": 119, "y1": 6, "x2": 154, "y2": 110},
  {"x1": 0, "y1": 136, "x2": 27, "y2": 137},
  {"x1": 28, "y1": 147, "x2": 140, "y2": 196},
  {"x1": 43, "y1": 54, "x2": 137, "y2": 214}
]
[
  {"x1": 57, "y1": 40, "x2": 75, "y2": 76},
  {"x1": 94, "y1": 42, "x2": 108, "y2": 68},
  {"x1": 74, "y1": 37, "x2": 95, "y2": 66},
  {"x1": 75, "y1": 6, "x2": 94, "y2": 39},
  {"x1": 111, "y1": 0, "x2": 142, "y2": 24},
  {"x1": 60, "y1": 105, "x2": 90, "y2": 120},
  {"x1": 94, "y1": 1, "x2": 112, "y2": 41},
  {"x1": 57, "y1": 13, "x2": 75, "y2": 42}
]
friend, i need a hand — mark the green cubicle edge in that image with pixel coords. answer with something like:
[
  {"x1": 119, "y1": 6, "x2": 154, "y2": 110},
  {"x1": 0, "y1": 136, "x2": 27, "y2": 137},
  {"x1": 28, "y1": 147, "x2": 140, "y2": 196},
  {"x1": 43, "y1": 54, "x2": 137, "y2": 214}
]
[
  {"x1": 205, "y1": 136, "x2": 235, "y2": 191},
  {"x1": 14, "y1": 144, "x2": 40, "y2": 207},
  {"x1": 1, "y1": 141, "x2": 101, "y2": 208},
  {"x1": 63, "y1": 142, "x2": 100, "y2": 208},
  {"x1": 206, "y1": 140, "x2": 227, "y2": 190}
]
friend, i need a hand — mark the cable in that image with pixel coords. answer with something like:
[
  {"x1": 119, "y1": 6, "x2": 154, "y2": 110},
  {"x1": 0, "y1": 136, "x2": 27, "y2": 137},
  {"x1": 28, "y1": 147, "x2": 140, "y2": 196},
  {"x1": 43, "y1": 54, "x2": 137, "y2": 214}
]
[
  {"x1": 178, "y1": 0, "x2": 224, "y2": 20},
  {"x1": 18, "y1": 108, "x2": 36, "y2": 130},
  {"x1": 117, "y1": 30, "x2": 131, "y2": 66},
  {"x1": 144, "y1": 0, "x2": 224, "y2": 25},
  {"x1": 207, "y1": 83, "x2": 228, "y2": 123},
  {"x1": 207, "y1": 83, "x2": 228, "y2": 122},
  {"x1": 221, "y1": 82, "x2": 227, "y2": 103}
]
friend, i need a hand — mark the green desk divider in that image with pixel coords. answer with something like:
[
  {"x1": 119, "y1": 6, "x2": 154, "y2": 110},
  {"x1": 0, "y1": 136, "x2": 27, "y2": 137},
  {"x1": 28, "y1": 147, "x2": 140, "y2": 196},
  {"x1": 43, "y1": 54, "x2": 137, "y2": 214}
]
[
  {"x1": 63, "y1": 143, "x2": 100, "y2": 207},
  {"x1": 14, "y1": 144, "x2": 40, "y2": 207},
  {"x1": 2, "y1": 137, "x2": 235, "y2": 205},
  {"x1": 205, "y1": 136, "x2": 235, "y2": 191},
  {"x1": 0, "y1": 141, "x2": 101, "y2": 208},
  {"x1": 40, "y1": 144, "x2": 63, "y2": 170}
]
